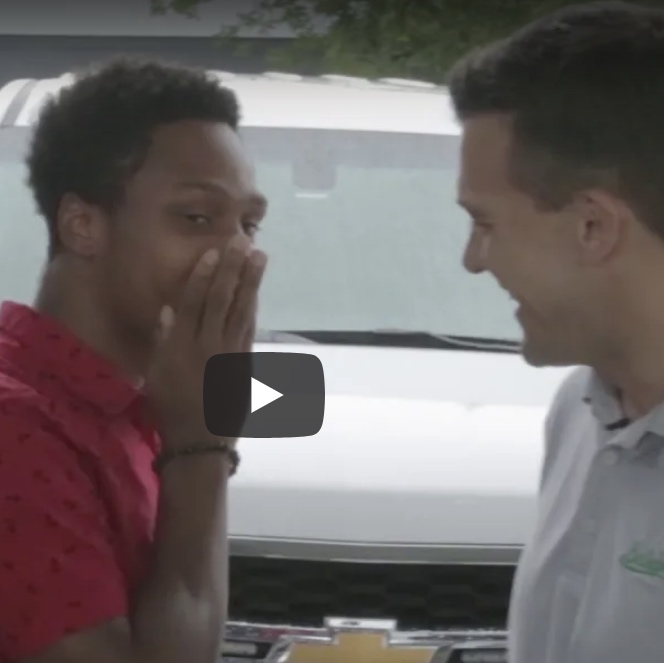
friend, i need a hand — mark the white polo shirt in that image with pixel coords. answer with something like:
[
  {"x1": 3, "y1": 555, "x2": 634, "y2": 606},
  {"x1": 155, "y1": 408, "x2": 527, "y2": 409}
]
[{"x1": 508, "y1": 366, "x2": 664, "y2": 663}]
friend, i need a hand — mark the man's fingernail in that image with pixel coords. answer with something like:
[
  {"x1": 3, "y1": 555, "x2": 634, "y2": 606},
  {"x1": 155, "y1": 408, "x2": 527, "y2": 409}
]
[
  {"x1": 250, "y1": 250, "x2": 267, "y2": 266},
  {"x1": 202, "y1": 248, "x2": 220, "y2": 266},
  {"x1": 160, "y1": 305, "x2": 175, "y2": 328}
]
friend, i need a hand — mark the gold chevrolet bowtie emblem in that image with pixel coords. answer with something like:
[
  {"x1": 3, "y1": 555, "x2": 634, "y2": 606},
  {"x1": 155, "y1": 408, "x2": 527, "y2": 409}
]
[
  {"x1": 284, "y1": 630, "x2": 438, "y2": 663},
  {"x1": 268, "y1": 618, "x2": 448, "y2": 663}
]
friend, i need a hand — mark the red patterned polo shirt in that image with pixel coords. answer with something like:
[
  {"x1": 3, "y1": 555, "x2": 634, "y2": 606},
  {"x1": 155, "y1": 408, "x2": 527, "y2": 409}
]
[{"x1": 0, "y1": 301, "x2": 160, "y2": 661}]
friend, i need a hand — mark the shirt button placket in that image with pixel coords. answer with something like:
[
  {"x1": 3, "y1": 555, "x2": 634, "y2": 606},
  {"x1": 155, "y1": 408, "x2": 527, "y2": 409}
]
[{"x1": 567, "y1": 446, "x2": 620, "y2": 575}]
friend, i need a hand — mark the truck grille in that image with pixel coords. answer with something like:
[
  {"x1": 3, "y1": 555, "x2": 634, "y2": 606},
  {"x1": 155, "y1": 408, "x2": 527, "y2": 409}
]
[{"x1": 228, "y1": 556, "x2": 515, "y2": 630}]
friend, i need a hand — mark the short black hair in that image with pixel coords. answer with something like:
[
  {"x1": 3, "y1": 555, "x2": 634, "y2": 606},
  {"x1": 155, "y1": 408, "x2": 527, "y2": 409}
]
[
  {"x1": 448, "y1": 1, "x2": 664, "y2": 238},
  {"x1": 27, "y1": 56, "x2": 241, "y2": 255}
]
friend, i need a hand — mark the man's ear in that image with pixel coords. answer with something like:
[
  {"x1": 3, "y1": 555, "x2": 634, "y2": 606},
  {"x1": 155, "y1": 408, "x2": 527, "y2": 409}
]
[
  {"x1": 56, "y1": 194, "x2": 108, "y2": 257},
  {"x1": 573, "y1": 189, "x2": 628, "y2": 265}
]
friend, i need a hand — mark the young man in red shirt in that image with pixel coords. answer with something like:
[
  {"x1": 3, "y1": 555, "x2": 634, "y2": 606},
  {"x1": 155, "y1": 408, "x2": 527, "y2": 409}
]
[{"x1": 0, "y1": 57, "x2": 268, "y2": 663}]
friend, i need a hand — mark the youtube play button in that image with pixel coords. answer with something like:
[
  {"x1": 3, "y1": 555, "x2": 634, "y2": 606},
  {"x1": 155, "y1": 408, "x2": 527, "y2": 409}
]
[
  {"x1": 251, "y1": 377, "x2": 283, "y2": 413},
  {"x1": 203, "y1": 352, "x2": 325, "y2": 438}
]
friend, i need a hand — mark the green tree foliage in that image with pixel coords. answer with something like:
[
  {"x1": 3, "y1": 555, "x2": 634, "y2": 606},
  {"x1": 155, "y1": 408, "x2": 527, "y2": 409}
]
[{"x1": 151, "y1": 0, "x2": 664, "y2": 82}]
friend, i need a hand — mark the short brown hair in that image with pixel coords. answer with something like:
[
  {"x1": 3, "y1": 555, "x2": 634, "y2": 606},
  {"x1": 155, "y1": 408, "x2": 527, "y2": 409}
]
[{"x1": 448, "y1": 2, "x2": 664, "y2": 237}]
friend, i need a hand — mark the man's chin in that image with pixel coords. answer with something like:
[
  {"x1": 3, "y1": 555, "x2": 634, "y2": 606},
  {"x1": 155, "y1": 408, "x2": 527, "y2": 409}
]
[{"x1": 519, "y1": 336, "x2": 576, "y2": 368}]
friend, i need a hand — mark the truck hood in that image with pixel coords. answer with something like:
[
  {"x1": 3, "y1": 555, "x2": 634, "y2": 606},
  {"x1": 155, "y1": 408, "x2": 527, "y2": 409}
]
[{"x1": 228, "y1": 341, "x2": 574, "y2": 563}]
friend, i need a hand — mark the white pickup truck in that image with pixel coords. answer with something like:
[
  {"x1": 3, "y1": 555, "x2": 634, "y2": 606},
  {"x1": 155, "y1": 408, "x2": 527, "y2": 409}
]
[{"x1": 0, "y1": 70, "x2": 572, "y2": 662}]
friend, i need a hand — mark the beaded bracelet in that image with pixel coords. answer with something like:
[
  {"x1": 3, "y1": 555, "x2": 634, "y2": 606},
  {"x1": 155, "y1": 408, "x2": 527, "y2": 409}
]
[{"x1": 152, "y1": 442, "x2": 240, "y2": 476}]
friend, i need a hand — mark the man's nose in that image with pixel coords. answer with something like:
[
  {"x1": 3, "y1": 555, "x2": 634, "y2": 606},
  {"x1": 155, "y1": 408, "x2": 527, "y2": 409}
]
[{"x1": 462, "y1": 235, "x2": 487, "y2": 274}]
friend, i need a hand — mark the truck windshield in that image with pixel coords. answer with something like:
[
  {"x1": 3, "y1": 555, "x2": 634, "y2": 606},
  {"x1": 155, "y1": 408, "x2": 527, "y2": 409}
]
[{"x1": 0, "y1": 126, "x2": 520, "y2": 342}]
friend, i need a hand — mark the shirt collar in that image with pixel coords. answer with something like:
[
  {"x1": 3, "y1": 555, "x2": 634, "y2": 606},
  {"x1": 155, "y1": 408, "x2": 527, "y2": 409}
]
[
  {"x1": 583, "y1": 369, "x2": 664, "y2": 448},
  {"x1": 0, "y1": 300, "x2": 143, "y2": 415}
]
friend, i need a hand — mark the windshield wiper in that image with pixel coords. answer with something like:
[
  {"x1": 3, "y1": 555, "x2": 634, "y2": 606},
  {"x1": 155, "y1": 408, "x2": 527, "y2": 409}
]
[
  {"x1": 254, "y1": 329, "x2": 318, "y2": 344},
  {"x1": 258, "y1": 328, "x2": 520, "y2": 353},
  {"x1": 371, "y1": 329, "x2": 520, "y2": 353}
]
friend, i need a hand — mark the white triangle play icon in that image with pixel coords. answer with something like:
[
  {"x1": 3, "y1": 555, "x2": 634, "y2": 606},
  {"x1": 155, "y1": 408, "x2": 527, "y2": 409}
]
[{"x1": 251, "y1": 377, "x2": 283, "y2": 414}]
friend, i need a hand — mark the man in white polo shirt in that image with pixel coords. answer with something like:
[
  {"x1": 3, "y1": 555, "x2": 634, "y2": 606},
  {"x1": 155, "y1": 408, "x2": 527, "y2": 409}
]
[{"x1": 447, "y1": 2, "x2": 664, "y2": 662}]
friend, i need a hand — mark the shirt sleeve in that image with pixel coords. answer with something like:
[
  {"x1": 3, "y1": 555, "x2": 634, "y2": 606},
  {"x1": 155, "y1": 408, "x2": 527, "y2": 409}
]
[{"x1": 0, "y1": 399, "x2": 128, "y2": 660}]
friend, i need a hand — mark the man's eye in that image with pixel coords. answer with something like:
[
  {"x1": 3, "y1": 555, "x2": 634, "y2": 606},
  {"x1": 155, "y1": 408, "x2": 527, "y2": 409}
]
[
  {"x1": 185, "y1": 213, "x2": 210, "y2": 225},
  {"x1": 472, "y1": 217, "x2": 492, "y2": 231},
  {"x1": 242, "y1": 221, "x2": 261, "y2": 238}
]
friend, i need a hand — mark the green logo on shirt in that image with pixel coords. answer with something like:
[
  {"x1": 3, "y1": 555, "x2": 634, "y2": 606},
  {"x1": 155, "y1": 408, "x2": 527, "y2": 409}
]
[{"x1": 619, "y1": 543, "x2": 664, "y2": 579}]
